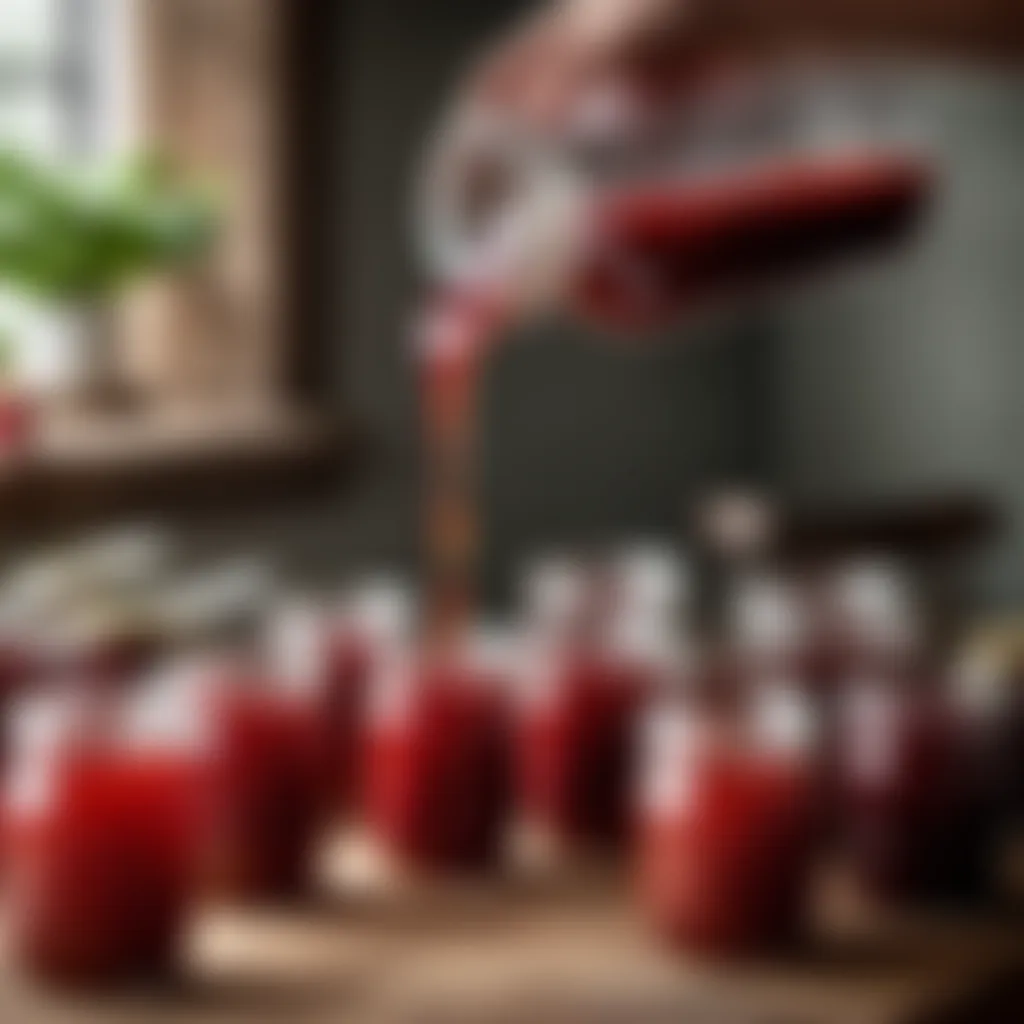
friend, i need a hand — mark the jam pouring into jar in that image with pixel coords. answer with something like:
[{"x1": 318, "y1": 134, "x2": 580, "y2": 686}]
[{"x1": 415, "y1": 60, "x2": 931, "y2": 651}]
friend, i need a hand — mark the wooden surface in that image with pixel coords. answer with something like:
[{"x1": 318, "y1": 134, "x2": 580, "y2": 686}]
[
  {"x1": 2, "y1": 836, "x2": 1022, "y2": 1024},
  {"x1": 0, "y1": 407, "x2": 361, "y2": 540}
]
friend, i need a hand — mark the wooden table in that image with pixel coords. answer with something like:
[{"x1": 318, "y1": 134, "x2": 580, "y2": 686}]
[{"x1": 2, "y1": 839, "x2": 1021, "y2": 1024}]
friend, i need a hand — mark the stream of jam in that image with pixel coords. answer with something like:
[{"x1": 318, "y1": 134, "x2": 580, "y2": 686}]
[{"x1": 418, "y1": 154, "x2": 928, "y2": 640}]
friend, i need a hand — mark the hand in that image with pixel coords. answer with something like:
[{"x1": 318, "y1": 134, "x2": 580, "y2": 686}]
[{"x1": 461, "y1": 0, "x2": 702, "y2": 130}]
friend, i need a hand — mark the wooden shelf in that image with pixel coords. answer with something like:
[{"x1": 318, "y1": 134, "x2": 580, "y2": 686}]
[{"x1": 0, "y1": 407, "x2": 362, "y2": 539}]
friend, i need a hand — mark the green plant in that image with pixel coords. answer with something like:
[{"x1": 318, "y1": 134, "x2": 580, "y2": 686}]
[{"x1": 0, "y1": 151, "x2": 218, "y2": 302}]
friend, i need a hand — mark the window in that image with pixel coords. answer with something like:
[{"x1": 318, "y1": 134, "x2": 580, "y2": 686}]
[
  {"x1": 0, "y1": 2, "x2": 348, "y2": 534},
  {"x1": 0, "y1": 0, "x2": 133, "y2": 390}
]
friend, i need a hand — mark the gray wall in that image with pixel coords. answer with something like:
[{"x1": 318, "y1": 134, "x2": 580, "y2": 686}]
[
  {"x1": 174, "y1": 0, "x2": 748, "y2": 601},
  {"x1": 172, "y1": 13, "x2": 1024, "y2": 613},
  {"x1": 339, "y1": 0, "x2": 749, "y2": 601},
  {"x1": 760, "y1": 70, "x2": 1024, "y2": 606}
]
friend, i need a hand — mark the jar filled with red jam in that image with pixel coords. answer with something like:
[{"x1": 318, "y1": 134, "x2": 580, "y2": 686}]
[
  {"x1": 515, "y1": 645, "x2": 650, "y2": 853},
  {"x1": 205, "y1": 658, "x2": 326, "y2": 902},
  {"x1": 512, "y1": 555, "x2": 653, "y2": 854},
  {"x1": 831, "y1": 561, "x2": 988, "y2": 904},
  {"x1": 838, "y1": 665, "x2": 970, "y2": 904},
  {"x1": 3, "y1": 687, "x2": 206, "y2": 988},
  {"x1": 943, "y1": 652, "x2": 1016, "y2": 905},
  {"x1": 364, "y1": 630, "x2": 511, "y2": 874},
  {"x1": 729, "y1": 571, "x2": 847, "y2": 829},
  {"x1": 636, "y1": 677, "x2": 819, "y2": 958}
]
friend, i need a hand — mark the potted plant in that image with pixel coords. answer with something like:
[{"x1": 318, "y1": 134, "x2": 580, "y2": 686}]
[{"x1": 0, "y1": 151, "x2": 217, "y2": 408}]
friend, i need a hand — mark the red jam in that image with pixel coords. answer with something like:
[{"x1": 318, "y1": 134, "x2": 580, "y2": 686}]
[
  {"x1": 574, "y1": 156, "x2": 929, "y2": 331},
  {"x1": 207, "y1": 677, "x2": 325, "y2": 901},
  {"x1": 636, "y1": 701, "x2": 817, "y2": 958},
  {"x1": 5, "y1": 738, "x2": 203, "y2": 987},
  {"x1": 515, "y1": 652, "x2": 648, "y2": 850},
  {"x1": 364, "y1": 653, "x2": 510, "y2": 873}
]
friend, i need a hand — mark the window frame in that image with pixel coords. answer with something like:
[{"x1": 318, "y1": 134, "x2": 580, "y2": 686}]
[{"x1": 0, "y1": 1, "x2": 358, "y2": 536}]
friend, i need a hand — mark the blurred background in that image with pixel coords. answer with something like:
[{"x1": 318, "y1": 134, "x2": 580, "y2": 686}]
[
  {"x1": 0, "y1": 0, "x2": 1020, "y2": 611},
  {"x1": 0, "y1": 3, "x2": 1023, "y2": 1021}
]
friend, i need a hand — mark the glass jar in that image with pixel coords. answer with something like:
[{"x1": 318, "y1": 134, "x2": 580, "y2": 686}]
[
  {"x1": 3, "y1": 685, "x2": 206, "y2": 987},
  {"x1": 418, "y1": 61, "x2": 931, "y2": 338},
  {"x1": 363, "y1": 629, "x2": 512, "y2": 874},
  {"x1": 636, "y1": 681, "x2": 819, "y2": 957}
]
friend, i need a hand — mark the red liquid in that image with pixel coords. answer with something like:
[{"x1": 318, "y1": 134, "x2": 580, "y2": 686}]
[
  {"x1": 417, "y1": 288, "x2": 512, "y2": 634},
  {"x1": 516, "y1": 654, "x2": 648, "y2": 850},
  {"x1": 574, "y1": 156, "x2": 929, "y2": 331},
  {"x1": 637, "y1": 720, "x2": 816, "y2": 957},
  {"x1": 417, "y1": 154, "x2": 929, "y2": 653},
  {"x1": 365, "y1": 656, "x2": 510, "y2": 873},
  {"x1": 207, "y1": 680, "x2": 325, "y2": 901},
  {"x1": 5, "y1": 746, "x2": 203, "y2": 987}
]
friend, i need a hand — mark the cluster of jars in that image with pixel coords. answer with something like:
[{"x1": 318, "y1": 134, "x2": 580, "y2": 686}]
[{"x1": 1, "y1": 537, "x2": 1021, "y2": 989}]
